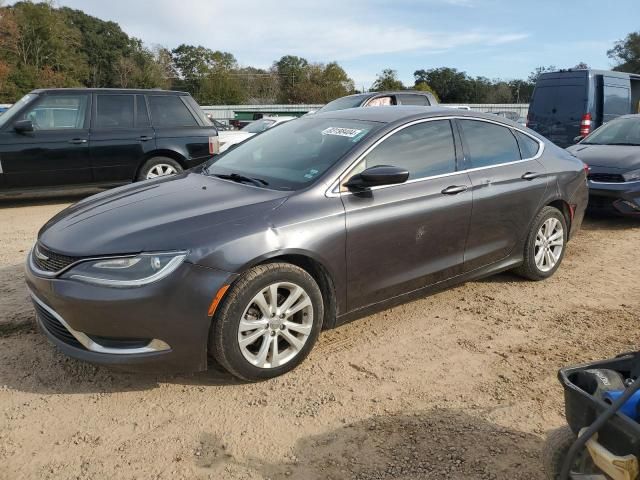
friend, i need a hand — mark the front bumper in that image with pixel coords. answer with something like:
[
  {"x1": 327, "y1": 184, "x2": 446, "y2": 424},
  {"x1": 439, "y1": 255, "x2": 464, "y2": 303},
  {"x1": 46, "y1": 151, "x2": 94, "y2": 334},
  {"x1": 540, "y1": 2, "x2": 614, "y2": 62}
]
[
  {"x1": 25, "y1": 255, "x2": 236, "y2": 373},
  {"x1": 588, "y1": 180, "x2": 640, "y2": 216}
]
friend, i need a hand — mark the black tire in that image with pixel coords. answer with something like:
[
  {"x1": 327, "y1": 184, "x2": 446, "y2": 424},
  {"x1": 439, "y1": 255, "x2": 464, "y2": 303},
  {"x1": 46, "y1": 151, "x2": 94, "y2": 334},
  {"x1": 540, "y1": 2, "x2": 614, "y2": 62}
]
[
  {"x1": 136, "y1": 157, "x2": 183, "y2": 181},
  {"x1": 542, "y1": 426, "x2": 597, "y2": 479},
  {"x1": 210, "y1": 263, "x2": 324, "y2": 382},
  {"x1": 514, "y1": 206, "x2": 567, "y2": 281},
  {"x1": 542, "y1": 426, "x2": 577, "y2": 480}
]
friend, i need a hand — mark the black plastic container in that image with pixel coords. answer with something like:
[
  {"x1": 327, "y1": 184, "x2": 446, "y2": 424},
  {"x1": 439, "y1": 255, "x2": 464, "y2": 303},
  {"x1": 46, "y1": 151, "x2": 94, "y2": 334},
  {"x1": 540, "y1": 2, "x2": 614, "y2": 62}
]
[{"x1": 559, "y1": 351, "x2": 640, "y2": 456}]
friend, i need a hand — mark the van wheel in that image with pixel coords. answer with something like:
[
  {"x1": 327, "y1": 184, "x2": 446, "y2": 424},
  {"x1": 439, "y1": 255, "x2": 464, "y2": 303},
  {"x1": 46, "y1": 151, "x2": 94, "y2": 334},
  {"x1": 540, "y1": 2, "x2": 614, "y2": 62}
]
[
  {"x1": 137, "y1": 157, "x2": 183, "y2": 181},
  {"x1": 514, "y1": 206, "x2": 567, "y2": 281},
  {"x1": 210, "y1": 263, "x2": 324, "y2": 382}
]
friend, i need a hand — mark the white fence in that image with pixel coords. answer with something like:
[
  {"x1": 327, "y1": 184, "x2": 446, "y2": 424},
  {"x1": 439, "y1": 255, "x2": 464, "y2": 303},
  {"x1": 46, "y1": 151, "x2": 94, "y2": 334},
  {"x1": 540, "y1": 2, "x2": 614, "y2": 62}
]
[{"x1": 202, "y1": 103, "x2": 530, "y2": 122}]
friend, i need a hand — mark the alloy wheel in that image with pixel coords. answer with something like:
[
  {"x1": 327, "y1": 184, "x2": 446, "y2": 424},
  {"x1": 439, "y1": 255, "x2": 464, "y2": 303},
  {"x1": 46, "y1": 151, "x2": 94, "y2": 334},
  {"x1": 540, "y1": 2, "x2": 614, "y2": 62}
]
[
  {"x1": 146, "y1": 164, "x2": 178, "y2": 179},
  {"x1": 237, "y1": 282, "x2": 313, "y2": 369},
  {"x1": 534, "y1": 217, "x2": 564, "y2": 272}
]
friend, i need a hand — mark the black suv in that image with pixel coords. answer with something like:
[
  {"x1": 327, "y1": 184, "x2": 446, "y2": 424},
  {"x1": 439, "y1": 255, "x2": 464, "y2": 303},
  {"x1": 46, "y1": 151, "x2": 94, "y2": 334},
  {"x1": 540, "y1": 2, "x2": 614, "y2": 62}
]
[{"x1": 0, "y1": 89, "x2": 218, "y2": 194}]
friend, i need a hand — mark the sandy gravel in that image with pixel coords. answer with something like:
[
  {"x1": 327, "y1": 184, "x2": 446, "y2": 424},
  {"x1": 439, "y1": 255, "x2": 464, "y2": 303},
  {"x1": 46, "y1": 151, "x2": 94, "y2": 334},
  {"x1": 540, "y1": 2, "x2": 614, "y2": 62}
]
[{"x1": 0, "y1": 196, "x2": 639, "y2": 480}]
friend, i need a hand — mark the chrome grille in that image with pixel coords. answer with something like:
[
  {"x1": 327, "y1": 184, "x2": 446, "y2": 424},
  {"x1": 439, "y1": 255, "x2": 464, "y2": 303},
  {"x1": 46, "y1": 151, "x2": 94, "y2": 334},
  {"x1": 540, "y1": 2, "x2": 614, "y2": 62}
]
[{"x1": 32, "y1": 244, "x2": 80, "y2": 273}]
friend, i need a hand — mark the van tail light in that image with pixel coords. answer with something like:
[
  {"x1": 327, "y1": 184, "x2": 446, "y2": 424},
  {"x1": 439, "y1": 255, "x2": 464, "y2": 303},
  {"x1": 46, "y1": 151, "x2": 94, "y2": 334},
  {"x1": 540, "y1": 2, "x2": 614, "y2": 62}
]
[
  {"x1": 580, "y1": 113, "x2": 592, "y2": 137},
  {"x1": 209, "y1": 136, "x2": 220, "y2": 155}
]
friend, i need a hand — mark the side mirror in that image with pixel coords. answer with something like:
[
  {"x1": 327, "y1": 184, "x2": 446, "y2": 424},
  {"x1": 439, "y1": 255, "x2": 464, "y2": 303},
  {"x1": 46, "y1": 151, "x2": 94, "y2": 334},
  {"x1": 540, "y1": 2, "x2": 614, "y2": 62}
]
[
  {"x1": 573, "y1": 135, "x2": 584, "y2": 144},
  {"x1": 345, "y1": 165, "x2": 409, "y2": 191},
  {"x1": 14, "y1": 119, "x2": 34, "y2": 134}
]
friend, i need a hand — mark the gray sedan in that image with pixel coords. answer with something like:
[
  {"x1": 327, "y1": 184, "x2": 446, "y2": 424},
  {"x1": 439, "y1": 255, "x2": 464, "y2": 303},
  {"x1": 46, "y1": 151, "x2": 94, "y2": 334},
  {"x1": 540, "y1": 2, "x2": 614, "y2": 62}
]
[{"x1": 26, "y1": 106, "x2": 588, "y2": 381}]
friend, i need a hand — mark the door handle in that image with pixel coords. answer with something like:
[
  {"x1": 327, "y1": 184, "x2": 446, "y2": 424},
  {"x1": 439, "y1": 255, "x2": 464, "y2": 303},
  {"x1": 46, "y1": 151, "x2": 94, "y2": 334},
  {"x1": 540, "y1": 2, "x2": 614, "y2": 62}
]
[
  {"x1": 521, "y1": 172, "x2": 541, "y2": 180},
  {"x1": 441, "y1": 185, "x2": 468, "y2": 195},
  {"x1": 68, "y1": 138, "x2": 87, "y2": 144},
  {"x1": 139, "y1": 135, "x2": 154, "y2": 141}
]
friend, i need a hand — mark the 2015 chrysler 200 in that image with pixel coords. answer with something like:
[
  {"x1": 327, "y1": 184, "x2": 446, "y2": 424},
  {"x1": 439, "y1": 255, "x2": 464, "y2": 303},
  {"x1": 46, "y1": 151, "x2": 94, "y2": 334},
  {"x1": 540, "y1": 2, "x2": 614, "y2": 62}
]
[{"x1": 26, "y1": 107, "x2": 588, "y2": 381}]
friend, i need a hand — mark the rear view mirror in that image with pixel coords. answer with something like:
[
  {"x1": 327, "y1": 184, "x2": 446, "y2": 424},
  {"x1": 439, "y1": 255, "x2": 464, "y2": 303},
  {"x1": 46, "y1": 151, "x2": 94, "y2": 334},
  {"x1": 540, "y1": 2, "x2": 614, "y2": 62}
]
[
  {"x1": 345, "y1": 165, "x2": 409, "y2": 191},
  {"x1": 14, "y1": 120, "x2": 34, "y2": 134}
]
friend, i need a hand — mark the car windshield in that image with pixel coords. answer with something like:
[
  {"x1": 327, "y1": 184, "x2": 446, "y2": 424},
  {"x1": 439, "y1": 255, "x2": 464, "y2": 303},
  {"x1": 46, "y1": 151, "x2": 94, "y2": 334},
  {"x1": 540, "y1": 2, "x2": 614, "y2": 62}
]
[
  {"x1": 207, "y1": 118, "x2": 380, "y2": 190},
  {"x1": 582, "y1": 117, "x2": 640, "y2": 146},
  {"x1": 242, "y1": 119, "x2": 276, "y2": 133},
  {"x1": 0, "y1": 94, "x2": 35, "y2": 129},
  {"x1": 316, "y1": 95, "x2": 366, "y2": 113}
]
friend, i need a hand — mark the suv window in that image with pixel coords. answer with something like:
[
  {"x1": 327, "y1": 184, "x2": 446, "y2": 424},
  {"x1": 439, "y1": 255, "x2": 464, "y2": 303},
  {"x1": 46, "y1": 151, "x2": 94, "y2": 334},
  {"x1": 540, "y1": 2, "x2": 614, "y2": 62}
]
[
  {"x1": 95, "y1": 95, "x2": 134, "y2": 129},
  {"x1": 397, "y1": 94, "x2": 430, "y2": 106},
  {"x1": 514, "y1": 131, "x2": 540, "y2": 158},
  {"x1": 136, "y1": 95, "x2": 151, "y2": 127},
  {"x1": 351, "y1": 120, "x2": 456, "y2": 182},
  {"x1": 148, "y1": 95, "x2": 198, "y2": 127},
  {"x1": 20, "y1": 94, "x2": 88, "y2": 130},
  {"x1": 458, "y1": 119, "x2": 521, "y2": 168}
]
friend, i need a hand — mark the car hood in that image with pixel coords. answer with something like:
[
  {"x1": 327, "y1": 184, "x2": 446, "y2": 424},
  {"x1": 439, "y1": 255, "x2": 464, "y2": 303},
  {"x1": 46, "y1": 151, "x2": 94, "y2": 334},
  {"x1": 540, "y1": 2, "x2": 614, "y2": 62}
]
[
  {"x1": 38, "y1": 172, "x2": 289, "y2": 257},
  {"x1": 566, "y1": 144, "x2": 640, "y2": 171}
]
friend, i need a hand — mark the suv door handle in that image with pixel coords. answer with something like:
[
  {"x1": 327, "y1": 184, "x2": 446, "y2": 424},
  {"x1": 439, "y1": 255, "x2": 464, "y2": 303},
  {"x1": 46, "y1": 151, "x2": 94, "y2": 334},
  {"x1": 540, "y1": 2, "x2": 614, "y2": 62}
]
[
  {"x1": 139, "y1": 135, "x2": 154, "y2": 141},
  {"x1": 68, "y1": 138, "x2": 87, "y2": 144},
  {"x1": 521, "y1": 172, "x2": 541, "y2": 180},
  {"x1": 441, "y1": 185, "x2": 468, "y2": 195}
]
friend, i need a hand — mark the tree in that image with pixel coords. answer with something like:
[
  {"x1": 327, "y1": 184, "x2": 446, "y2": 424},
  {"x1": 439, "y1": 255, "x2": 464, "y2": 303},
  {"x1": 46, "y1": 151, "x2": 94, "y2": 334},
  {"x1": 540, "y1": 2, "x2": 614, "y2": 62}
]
[
  {"x1": 414, "y1": 67, "x2": 471, "y2": 103},
  {"x1": 413, "y1": 80, "x2": 439, "y2": 101},
  {"x1": 273, "y1": 55, "x2": 309, "y2": 103},
  {"x1": 573, "y1": 62, "x2": 589, "y2": 69},
  {"x1": 527, "y1": 65, "x2": 557, "y2": 84},
  {"x1": 371, "y1": 69, "x2": 404, "y2": 91},
  {"x1": 608, "y1": 31, "x2": 640, "y2": 73}
]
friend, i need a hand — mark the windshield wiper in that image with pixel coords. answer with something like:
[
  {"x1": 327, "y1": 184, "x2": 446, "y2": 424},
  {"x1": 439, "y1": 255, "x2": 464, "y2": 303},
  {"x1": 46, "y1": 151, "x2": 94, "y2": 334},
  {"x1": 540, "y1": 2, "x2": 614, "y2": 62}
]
[{"x1": 214, "y1": 173, "x2": 269, "y2": 187}]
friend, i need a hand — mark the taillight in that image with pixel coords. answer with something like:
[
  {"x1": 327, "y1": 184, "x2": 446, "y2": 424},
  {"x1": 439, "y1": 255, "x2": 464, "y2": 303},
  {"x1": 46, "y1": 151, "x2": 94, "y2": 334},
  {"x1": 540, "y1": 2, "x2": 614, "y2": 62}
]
[
  {"x1": 580, "y1": 113, "x2": 592, "y2": 137},
  {"x1": 209, "y1": 136, "x2": 219, "y2": 155}
]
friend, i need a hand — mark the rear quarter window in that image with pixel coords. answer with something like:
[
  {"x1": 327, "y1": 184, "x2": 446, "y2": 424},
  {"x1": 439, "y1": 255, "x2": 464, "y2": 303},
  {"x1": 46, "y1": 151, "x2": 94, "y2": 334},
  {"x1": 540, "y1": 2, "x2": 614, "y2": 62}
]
[
  {"x1": 148, "y1": 95, "x2": 198, "y2": 127},
  {"x1": 514, "y1": 131, "x2": 541, "y2": 158}
]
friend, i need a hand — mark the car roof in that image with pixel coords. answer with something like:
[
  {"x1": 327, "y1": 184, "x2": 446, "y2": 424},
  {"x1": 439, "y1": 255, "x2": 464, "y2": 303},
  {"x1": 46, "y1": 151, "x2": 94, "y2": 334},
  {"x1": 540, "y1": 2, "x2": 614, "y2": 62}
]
[
  {"x1": 30, "y1": 88, "x2": 189, "y2": 95},
  {"x1": 310, "y1": 105, "x2": 507, "y2": 124}
]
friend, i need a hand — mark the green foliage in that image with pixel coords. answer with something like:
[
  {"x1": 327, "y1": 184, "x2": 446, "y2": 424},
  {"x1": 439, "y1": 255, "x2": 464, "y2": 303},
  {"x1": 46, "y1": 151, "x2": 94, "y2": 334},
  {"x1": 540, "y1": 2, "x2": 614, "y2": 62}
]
[
  {"x1": 371, "y1": 69, "x2": 404, "y2": 91},
  {"x1": 608, "y1": 32, "x2": 640, "y2": 74}
]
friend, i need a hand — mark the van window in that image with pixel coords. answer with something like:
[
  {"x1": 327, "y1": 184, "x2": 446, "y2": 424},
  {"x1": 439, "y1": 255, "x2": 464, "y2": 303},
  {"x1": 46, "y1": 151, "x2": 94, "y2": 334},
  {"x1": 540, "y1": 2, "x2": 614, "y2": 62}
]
[
  {"x1": 532, "y1": 85, "x2": 586, "y2": 118},
  {"x1": 603, "y1": 84, "x2": 631, "y2": 117},
  {"x1": 459, "y1": 120, "x2": 521, "y2": 167},
  {"x1": 95, "y1": 95, "x2": 134, "y2": 129},
  {"x1": 148, "y1": 95, "x2": 198, "y2": 127}
]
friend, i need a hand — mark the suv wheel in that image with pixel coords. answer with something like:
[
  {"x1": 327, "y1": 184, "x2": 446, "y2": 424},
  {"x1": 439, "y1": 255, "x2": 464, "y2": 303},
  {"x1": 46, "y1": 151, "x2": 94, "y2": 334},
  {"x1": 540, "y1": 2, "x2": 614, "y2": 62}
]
[
  {"x1": 210, "y1": 263, "x2": 324, "y2": 381},
  {"x1": 138, "y1": 157, "x2": 183, "y2": 181},
  {"x1": 515, "y1": 206, "x2": 567, "y2": 281}
]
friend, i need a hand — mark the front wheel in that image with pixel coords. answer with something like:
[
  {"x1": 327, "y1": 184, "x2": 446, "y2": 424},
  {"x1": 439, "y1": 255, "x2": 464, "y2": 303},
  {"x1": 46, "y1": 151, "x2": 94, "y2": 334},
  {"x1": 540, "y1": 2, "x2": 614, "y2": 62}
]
[
  {"x1": 515, "y1": 206, "x2": 567, "y2": 281},
  {"x1": 210, "y1": 263, "x2": 324, "y2": 381}
]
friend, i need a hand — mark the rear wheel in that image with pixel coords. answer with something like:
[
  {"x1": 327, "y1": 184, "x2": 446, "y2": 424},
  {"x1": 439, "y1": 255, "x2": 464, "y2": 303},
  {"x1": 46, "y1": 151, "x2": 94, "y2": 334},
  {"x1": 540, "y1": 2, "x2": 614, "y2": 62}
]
[
  {"x1": 542, "y1": 426, "x2": 597, "y2": 480},
  {"x1": 210, "y1": 263, "x2": 324, "y2": 381},
  {"x1": 515, "y1": 206, "x2": 567, "y2": 280},
  {"x1": 137, "y1": 157, "x2": 183, "y2": 181}
]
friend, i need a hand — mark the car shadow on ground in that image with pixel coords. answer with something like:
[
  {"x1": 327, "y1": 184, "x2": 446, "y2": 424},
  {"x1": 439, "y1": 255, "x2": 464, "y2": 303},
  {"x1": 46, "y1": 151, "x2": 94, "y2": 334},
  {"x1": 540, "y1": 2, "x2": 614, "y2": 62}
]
[
  {"x1": 582, "y1": 212, "x2": 640, "y2": 231},
  {"x1": 194, "y1": 409, "x2": 545, "y2": 479}
]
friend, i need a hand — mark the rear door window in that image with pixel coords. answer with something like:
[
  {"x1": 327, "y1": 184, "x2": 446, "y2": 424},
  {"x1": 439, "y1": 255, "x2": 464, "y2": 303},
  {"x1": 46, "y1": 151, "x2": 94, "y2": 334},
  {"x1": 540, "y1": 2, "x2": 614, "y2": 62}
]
[
  {"x1": 531, "y1": 85, "x2": 587, "y2": 118},
  {"x1": 397, "y1": 94, "x2": 430, "y2": 106},
  {"x1": 458, "y1": 119, "x2": 521, "y2": 168},
  {"x1": 136, "y1": 95, "x2": 151, "y2": 127},
  {"x1": 148, "y1": 95, "x2": 198, "y2": 127},
  {"x1": 95, "y1": 95, "x2": 134, "y2": 129}
]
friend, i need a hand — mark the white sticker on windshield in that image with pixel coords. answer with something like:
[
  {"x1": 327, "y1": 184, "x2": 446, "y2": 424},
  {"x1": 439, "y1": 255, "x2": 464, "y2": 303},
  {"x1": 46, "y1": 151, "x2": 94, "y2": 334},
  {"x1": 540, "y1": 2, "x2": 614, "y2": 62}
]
[{"x1": 322, "y1": 127, "x2": 363, "y2": 138}]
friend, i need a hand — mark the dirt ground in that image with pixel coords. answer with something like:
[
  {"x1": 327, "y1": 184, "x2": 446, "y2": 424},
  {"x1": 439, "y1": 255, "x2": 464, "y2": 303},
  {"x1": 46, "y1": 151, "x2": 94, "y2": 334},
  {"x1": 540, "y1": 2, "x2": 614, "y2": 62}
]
[{"x1": 1, "y1": 194, "x2": 639, "y2": 480}]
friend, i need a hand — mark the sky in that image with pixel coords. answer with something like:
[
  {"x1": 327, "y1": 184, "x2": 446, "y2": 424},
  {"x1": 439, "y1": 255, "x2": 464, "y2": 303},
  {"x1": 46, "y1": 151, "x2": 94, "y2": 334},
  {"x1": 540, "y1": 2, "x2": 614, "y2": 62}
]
[{"x1": 41, "y1": 0, "x2": 640, "y2": 89}]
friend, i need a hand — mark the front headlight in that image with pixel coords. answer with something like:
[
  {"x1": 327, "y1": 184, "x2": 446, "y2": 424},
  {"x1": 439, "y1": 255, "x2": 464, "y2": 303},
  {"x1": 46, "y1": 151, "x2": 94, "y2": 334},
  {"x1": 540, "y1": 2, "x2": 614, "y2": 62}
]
[
  {"x1": 62, "y1": 251, "x2": 187, "y2": 287},
  {"x1": 623, "y1": 168, "x2": 640, "y2": 182}
]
